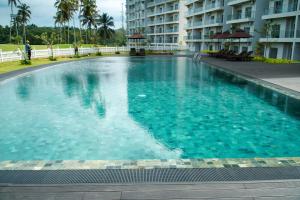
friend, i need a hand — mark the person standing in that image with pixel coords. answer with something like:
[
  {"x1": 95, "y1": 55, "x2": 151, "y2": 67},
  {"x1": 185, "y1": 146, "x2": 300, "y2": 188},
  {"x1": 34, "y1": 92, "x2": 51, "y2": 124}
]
[{"x1": 25, "y1": 40, "x2": 32, "y2": 60}]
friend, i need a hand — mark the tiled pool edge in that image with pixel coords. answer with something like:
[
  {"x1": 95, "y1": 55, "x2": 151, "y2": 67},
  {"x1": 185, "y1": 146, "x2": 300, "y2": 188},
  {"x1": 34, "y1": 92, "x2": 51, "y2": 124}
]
[{"x1": 1, "y1": 157, "x2": 300, "y2": 170}]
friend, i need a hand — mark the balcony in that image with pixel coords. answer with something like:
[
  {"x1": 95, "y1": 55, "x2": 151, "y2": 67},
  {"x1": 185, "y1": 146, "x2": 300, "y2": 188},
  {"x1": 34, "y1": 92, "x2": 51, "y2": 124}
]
[
  {"x1": 185, "y1": 0, "x2": 196, "y2": 5},
  {"x1": 185, "y1": 21, "x2": 203, "y2": 29},
  {"x1": 184, "y1": 35, "x2": 202, "y2": 41},
  {"x1": 205, "y1": 2, "x2": 224, "y2": 11},
  {"x1": 204, "y1": 18, "x2": 223, "y2": 27},
  {"x1": 260, "y1": 29, "x2": 300, "y2": 42},
  {"x1": 165, "y1": 28, "x2": 179, "y2": 33},
  {"x1": 227, "y1": 11, "x2": 254, "y2": 23},
  {"x1": 228, "y1": 0, "x2": 252, "y2": 6},
  {"x1": 165, "y1": 17, "x2": 179, "y2": 23},
  {"x1": 263, "y1": 4, "x2": 298, "y2": 19}
]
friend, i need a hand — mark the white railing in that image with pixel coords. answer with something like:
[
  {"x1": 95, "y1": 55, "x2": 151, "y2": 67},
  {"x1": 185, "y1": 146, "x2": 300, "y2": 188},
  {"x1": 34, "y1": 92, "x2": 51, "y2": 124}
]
[{"x1": 0, "y1": 46, "x2": 187, "y2": 63}]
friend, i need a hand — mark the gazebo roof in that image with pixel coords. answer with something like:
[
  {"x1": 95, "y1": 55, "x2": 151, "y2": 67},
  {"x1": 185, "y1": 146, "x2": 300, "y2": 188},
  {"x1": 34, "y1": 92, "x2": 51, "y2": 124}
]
[
  {"x1": 218, "y1": 31, "x2": 231, "y2": 39},
  {"x1": 210, "y1": 32, "x2": 223, "y2": 39},
  {"x1": 128, "y1": 33, "x2": 146, "y2": 39},
  {"x1": 230, "y1": 29, "x2": 252, "y2": 38}
]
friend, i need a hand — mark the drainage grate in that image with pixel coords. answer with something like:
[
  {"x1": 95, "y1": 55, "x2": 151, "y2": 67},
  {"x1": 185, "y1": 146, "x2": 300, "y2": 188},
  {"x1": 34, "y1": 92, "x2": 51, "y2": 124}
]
[{"x1": 1, "y1": 167, "x2": 300, "y2": 184}]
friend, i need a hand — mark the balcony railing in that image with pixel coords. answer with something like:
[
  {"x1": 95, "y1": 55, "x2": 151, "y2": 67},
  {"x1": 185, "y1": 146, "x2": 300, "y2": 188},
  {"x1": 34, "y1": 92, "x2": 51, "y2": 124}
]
[
  {"x1": 227, "y1": 11, "x2": 254, "y2": 20},
  {"x1": 262, "y1": 30, "x2": 297, "y2": 38},
  {"x1": 205, "y1": 2, "x2": 224, "y2": 10},
  {"x1": 205, "y1": 18, "x2": 223, "y2": 25},
  {"x1": 185, "y1": 35, "x2": 202, "y2": 40},
  {"x1": 264, "y1": 4, "x2": 298, "y2": 15},
  {"x1": 165, "y1": 28, "x2": 179, "y2": 33}
]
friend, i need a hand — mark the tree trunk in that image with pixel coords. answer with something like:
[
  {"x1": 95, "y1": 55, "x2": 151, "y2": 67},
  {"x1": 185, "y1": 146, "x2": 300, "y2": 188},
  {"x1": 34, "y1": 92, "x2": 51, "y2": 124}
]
[
  {"x1": 23, "y1": 24, "x2": 26, "y2": 44},
  {"x1": 73, "y1": 17, "x2": 76, "y2": 45},
  {"x1": 68, "y1": 21, "x2": 70, "y2": 44},
  {"x1": 9, "y1": 4, "x2": 13, "y2": 43}
]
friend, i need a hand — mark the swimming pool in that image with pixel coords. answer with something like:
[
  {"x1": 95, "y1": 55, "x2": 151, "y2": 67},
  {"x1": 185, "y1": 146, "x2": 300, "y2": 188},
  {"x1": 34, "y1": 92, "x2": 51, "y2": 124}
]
[{"x1": 0, "y1": 56, "x2": 300, "y2": 161}]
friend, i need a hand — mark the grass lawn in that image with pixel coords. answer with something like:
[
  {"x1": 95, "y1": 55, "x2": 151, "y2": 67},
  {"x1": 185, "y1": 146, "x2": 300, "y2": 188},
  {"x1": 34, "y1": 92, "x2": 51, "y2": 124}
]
[
  {"x1": 0, "y1": 52, "x2": 129, "y2": 74},
  {"x1": 0, "y1": 44, "x2": 98, "y2": 52}
]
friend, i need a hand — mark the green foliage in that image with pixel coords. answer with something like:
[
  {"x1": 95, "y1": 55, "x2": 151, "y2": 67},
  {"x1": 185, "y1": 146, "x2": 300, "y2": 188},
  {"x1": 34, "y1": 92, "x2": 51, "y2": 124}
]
[
  {"x1": 115, "y1": 51, "x2": 120, "y2": 54},
  {"x1": 254, "y1": 42, "x2": 264, "y2": 57},
  {"x1": 254, "y1": 56, "x2": 295, "y2": 64},
  {"x1": 11, "y1": 36, "x2": 23, "y2": 45},
  {"x1": 96, "y1": 52, "x2": 102, "y2": 56},
  {"x1": 201, "y1": 50, "x2": 218, "y2": 54},
  {"x1": 48, "y1": 56, "x2": 57, "y2": 61},
  {"x1": 20, "y1": 59, "x2": 31, "y2": 65}
]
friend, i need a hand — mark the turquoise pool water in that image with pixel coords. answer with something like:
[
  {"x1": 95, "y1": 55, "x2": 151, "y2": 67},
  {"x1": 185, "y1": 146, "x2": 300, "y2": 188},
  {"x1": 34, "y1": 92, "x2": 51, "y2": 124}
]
[{"x1": 0, "y1": 56, "x2": 300, "y2": 161}]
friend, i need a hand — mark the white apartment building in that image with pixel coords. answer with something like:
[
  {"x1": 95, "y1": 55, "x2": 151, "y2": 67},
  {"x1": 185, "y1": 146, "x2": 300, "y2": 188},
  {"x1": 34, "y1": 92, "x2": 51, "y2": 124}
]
[
  {"x1": 260, "y1": 0, "x2": 300, "y2": 60},
  {"x1": 185, "y1": 0, "x2": 225, "y2": 51},
  {"x1": 126, "y1": 0, "x2": 147, "y2": 46},
  {"x1": 126, "y1": 0, "x2": 300, "y2": 59},
  {"x1": 126, "y1": 0, "x2": 187, "y2": 46}
]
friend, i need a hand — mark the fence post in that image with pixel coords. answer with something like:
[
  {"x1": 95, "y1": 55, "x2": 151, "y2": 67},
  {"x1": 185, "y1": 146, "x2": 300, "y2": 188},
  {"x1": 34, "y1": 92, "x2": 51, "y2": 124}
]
[{"x1": 0, "y1": 49, "x2": 3, "y2": 62}]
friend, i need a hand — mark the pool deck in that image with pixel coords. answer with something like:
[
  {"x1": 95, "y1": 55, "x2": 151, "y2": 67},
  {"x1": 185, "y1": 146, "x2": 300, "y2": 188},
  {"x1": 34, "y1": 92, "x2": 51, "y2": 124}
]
[
  {"x1": 201, "y1": 57, "x2": 300, "y2": 93},
  {"x1": 2, "y1": 180, "x2": 300, "y2": 199}
]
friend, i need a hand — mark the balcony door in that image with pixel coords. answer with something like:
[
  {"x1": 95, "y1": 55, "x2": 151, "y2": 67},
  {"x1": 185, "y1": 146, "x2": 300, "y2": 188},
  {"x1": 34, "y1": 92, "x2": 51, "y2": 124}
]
[{"x1": 274, "y1": 0, "x2": 283, "y2": 13}]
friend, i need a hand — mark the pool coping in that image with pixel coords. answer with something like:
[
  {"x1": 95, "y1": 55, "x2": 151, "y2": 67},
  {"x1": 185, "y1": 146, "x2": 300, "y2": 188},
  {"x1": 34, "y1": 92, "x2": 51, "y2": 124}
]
[
  {"x1": 1, "y1": 157, "x2": 300, "y2": 171},
  {"x1": 0, "y1": 56, "x2": 300, "y2": 172}
]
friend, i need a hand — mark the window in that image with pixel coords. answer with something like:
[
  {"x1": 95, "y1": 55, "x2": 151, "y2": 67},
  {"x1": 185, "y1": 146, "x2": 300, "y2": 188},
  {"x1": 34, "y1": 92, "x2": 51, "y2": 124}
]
[
  {"x1": 269, "y1": 48, "x2": 278, "y2": 58},
  {"x1": 245, "y1": 7, "x2": 252, "y2": 18},
  {"x1": 244, "y1": 27, "x2": 251, "y2": 33},
  {"x1": 271, "y1": 24, "x2": 280, "y2": 38},
  {"x1": 274, "y1": 0, "x2": 283, "y2": 13}
]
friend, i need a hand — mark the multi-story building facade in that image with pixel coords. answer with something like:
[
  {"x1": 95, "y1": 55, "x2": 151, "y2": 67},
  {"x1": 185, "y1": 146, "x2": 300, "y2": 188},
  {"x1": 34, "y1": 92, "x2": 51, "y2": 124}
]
[
  {"x1": 260, "y1": 0, "x2": 300, "y2": 60},
  {"x1": 126, "y1": 0, "x2": 147, "y2": 46},
  {"x1": 185, "y1": 0, "x2": 225, "y2": 51},
  {"x1": 126, "y1": 0, "x2": 187, "y2": 47},
  {"x1": 126, "y1": 0, "x2": 300, "y2": 59}
]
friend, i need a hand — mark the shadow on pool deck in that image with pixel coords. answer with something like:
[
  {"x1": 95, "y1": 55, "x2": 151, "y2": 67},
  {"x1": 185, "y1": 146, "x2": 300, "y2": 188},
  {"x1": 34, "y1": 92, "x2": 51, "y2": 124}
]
[{"x1": 201, "y1": 57, "x2": 300, "y2": 93}]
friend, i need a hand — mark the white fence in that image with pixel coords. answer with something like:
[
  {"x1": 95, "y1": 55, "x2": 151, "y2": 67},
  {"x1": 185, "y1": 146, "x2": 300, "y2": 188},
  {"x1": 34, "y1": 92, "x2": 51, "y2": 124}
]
[{"x1": 0, "y1": 45, "x2": 188, "y2": 63}]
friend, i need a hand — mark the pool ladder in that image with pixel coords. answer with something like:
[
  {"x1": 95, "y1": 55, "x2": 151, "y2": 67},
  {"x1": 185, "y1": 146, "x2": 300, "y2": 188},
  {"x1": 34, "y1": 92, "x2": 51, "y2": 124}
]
[{"x1": 193, "y1": 53, "x2": 202, "y2": 62}]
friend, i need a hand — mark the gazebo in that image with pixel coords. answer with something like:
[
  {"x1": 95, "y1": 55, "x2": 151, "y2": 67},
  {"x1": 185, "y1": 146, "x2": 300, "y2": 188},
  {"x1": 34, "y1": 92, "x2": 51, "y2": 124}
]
[
  {"x1": 128, "y1": 33, "x2": 146, "y2": 48},
  {"x1": 229, "y1": 29, "x2": 252, "y2": 52},
  {"x1": 127, "y1": 33, "x2": 146, "y2": 56}
]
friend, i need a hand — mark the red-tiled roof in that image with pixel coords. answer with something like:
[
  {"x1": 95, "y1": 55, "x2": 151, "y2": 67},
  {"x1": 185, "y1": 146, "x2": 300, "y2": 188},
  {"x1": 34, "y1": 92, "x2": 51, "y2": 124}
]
[{"x1": 128, "y1": 33, "x2": 146, "y2": 39}]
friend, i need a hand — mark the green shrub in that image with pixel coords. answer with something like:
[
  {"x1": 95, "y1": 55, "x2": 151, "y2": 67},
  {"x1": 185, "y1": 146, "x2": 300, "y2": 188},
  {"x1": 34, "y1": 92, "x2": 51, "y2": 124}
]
[
  {"x1": 201, "y1": 50, "x2": 218, "y2": 54},
  {"x1": 96, "y1": 52, "x2": 102, "y2": 56},
  {"x1": 48, "y1": 56, "x2": 57, "y2": 61},
  {"x1": 253, "y1": 56, "x2": 266, "y2": 62},
  {"x1": 254, "y1": 56, "x2": 295, "y2": 64},
  {"x1": 115, "y1": 51, "x2": 120, "y2": 54},
  {"x1": 264, "y1": 58, "x2": 295, "y2": 64},
  {"x1": 20, "y1": 59, "x2": 31, "y2": 65}
]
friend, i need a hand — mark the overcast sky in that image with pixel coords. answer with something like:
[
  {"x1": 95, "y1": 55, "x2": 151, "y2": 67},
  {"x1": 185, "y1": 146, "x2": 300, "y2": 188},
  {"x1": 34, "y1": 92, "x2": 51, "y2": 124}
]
[{"x1": 0, "y1": 0, "x2": 125, "y2": 28}]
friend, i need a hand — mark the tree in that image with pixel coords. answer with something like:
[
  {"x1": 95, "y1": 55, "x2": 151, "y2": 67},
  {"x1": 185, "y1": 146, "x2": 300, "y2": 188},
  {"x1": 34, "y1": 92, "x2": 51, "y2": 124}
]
[
  {"x1": 255, "y1": 20, "x2": 273, "y2": 57},
  {"x1": 54, "y1": 0, "x2": 77, "y2": 44},
  {"x1": 39, "y1": 32, "x2": 59, "y2": 60},
  {"x1": 17, "y1": 3, "x2": 31, "y2": 43},
  {"x1": 97, "y1": 13, "x2": 114, "y2": 45},
  {"x1": 80, "y1": 0, "x2": 98, "y2": 44},
  {"x1": 8, "y1": 0, "x2": 20, "y2": 43}
]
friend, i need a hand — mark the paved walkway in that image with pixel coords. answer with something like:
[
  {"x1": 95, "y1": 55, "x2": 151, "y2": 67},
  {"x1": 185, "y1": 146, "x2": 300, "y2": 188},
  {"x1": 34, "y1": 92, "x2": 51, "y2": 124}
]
[
  {"x1": 201, "y1": 57, "x2": 300, "y2": 93},
  {"x1": 1, "y1": 180, "x2": 300, "y2": 199}
]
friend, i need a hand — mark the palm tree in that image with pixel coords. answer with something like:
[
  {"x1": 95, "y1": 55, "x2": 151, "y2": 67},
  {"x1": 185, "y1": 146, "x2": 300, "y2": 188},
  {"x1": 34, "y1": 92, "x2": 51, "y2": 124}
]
[
  {"x1": 54, "y1": 11, "x2": 64, "y2": 43},
  {"x1": 55, "y1": 0, "x2": 76, "y2": 44},
  {"x1": 17, "y1": 3, "x2": 31, "y2": 43},
  {"x1": 80, "y1": 0, "x2": 98, "y2": 44},
  {"x1": 97, "y1": 13, "x2": 115, "y2": 45},
  {"x1": 8, "y1": 0, "x2": 20, "y2": 43}
]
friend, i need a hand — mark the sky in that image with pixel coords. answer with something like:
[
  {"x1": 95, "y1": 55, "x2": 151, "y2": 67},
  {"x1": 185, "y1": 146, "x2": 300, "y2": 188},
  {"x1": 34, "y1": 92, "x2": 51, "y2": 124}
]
[{"x1": 0, "y1": 0, "x2": 125, "y2": 28}]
